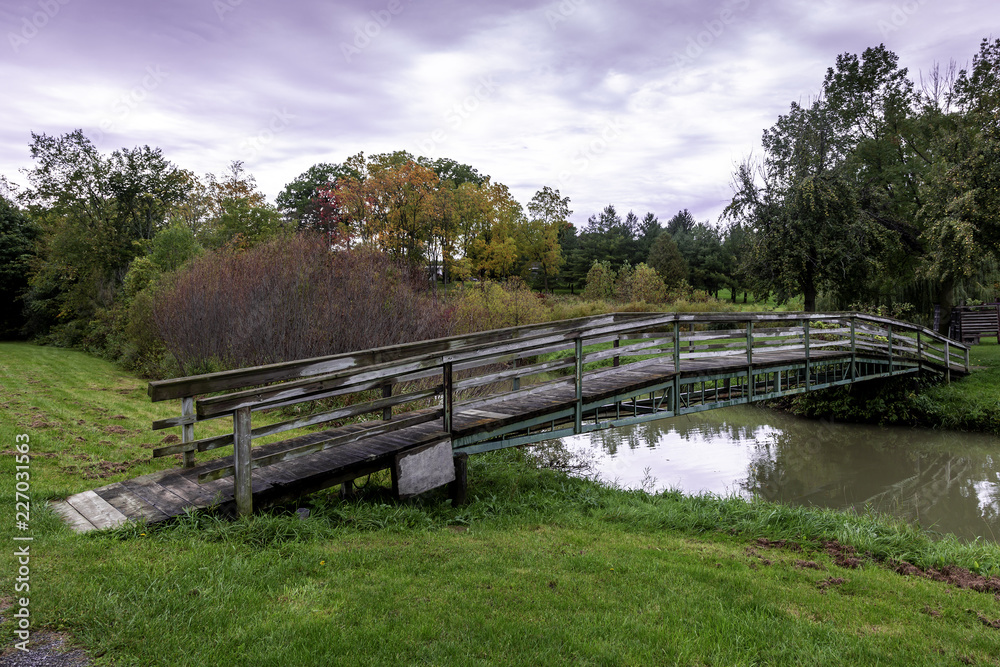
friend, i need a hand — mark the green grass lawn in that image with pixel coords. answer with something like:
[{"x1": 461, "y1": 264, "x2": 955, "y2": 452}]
[
  {"x1": 918, "y1": 339, "x2": 1000, "y2": 432},
  {"x1": 3, "y1": 343, "x2": 1000, "y2": 665}
]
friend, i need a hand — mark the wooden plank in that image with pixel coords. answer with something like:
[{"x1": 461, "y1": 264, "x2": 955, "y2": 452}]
[
  {"x1": 64, "y1": 490, "x2": 129, "y2": 530},
  {"x1": 159, "y1": 472, "x2": 222, "y2": 506},
  {"x1": 49, "y1": 499, "x2": 98, "y2": 533},
  {"x1": 97, "y1": 483, "x2": 170, "y2": 523},
  {"x1": 461, "y1": 408, "x2": 511, "y2": 419},
  {"x1": 121, "y1": 479, "x2": 195, "y2": 518}
]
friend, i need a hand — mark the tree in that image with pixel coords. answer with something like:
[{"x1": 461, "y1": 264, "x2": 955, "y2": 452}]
[
  {"x1": 22, "y1": 130, "x2": 190, "y2": 338},
  {"x1": 525, "y1": 186, "x2": 571, "y2": 290},
  {"x1": 636, "y1": 212, "x2": 662, "y2": 259},
  {"x1": 916, "y1": 38, "x2": 1000, "y2": 327},
  {"x1": 647, "y1": 231, "x2": 687, "y2": 287},
  {"x1": 203, "y1": 161, "x2": 283, "y2": 248},
  {"x1": 275, "y1": 162, "x2": 352, "y2": 230},
  {"x1": 418, "y1": 156, "x2": 486, "y2": 187},
  {"x1": 674, "y1": 222, "x2": 731, "y2": 297},
  {"x1": 582, "y1": 260, "x2": 616, "y2": 301},
  {"x1": 577, "y1": 204, "x2": 640, "y2": 270},
  {"x1": 665, "y1": 209, "x2": 696, "y2": 236},
  {"x1": 725, "y1": 56, "x2": 895, "y2": 312},
  {"x1": 0, "y1": 194, "x2": 37, "y2": 337}
]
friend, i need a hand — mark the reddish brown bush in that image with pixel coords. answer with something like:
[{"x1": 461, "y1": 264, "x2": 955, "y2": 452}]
[{"x1": 153, "y1": 234, "x2": 450, "y2": 374}]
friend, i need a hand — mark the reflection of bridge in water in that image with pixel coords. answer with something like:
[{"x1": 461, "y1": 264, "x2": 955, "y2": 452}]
[
  {"x1": 576, "y1": 406, "x2": 1000, "y2": 542},
  {"x1": 52, "y1": 311, "x2": 970, "y2": 532}
]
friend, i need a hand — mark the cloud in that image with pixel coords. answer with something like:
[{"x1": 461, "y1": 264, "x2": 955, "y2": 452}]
[{"x1": 1, "y1": 0, "x2": 998, "y2": 225}]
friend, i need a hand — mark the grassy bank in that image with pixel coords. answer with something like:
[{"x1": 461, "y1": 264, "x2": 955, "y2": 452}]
[
  {"x1": 3, "y1": 343, "x2": 1000, "y2": 665},
  {"x1": 783, "y1": 340, "x2": 1000, "y2": 434}
]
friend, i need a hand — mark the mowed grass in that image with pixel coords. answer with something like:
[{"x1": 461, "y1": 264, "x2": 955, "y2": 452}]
[{"x1": 2, "y1": 343, "x2": 1000, "y2": 665}]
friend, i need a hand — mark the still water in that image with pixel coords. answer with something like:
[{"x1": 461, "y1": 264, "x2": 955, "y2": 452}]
[{"x1": 553, "y1": 406, "x2": 1000, "y2": 543}]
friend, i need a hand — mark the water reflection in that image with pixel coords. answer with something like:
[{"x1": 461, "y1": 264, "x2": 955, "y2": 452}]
[{"x1": 554, "y1": 406, "x2": 1000, "y2": 542}]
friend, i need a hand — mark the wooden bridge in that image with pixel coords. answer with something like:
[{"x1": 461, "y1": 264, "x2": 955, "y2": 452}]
[{"x1": 51, "y1": 311, "x2": 970, "y2": 532}]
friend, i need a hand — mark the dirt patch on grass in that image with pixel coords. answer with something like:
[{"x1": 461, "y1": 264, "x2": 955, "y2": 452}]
[
  {"x1": 102, "y1": 425, "x2": 129, "y2": 435},
  {"x1": 969, "y1": 610, "x2": 1000, "y2": 630},
  {"x1": 755, "y1": 537, "x2": 802, "y2": 551},
  {"x1": 822, "y1": 540, "x2": 864, "y2": 569},
  {"x1": 794, "y1": 560, "x2": 825, "y2": 570},
  {"x1": 61, "y1": 459, "x2": 147, "y2": 479},
  {"x1": 892, "y1": 561, "x2": 1000, "y2": 596},
  {"x1": 817, "y1": 577, "x2": 846, "y2": 590}
]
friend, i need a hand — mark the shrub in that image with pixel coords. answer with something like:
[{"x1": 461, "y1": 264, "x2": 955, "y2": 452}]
[
  {"x1": 449, "y1": 278, "x2": 550, "y2": 334},
  {"x1": 616, "y1": 263, "x2": 667, "y2": 304},
  {"x1": 582, "y1": 261, "x2": 616, "y2": 301},
  {"x1": 153, "y1": 234, "x2": 450, "y2": 374}
]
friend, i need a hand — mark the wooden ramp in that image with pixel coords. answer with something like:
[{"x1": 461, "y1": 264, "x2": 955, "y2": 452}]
[
  {"x1": 51, "y1": 311, "x2": 970, "y2": 533},
  {"x1": 51, "y1": 421, "x2": 450, "y2": 532}
]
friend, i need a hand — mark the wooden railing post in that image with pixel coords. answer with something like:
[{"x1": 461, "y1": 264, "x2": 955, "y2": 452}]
[
  {"x1": 512, "y1": 357, "x2": 520, "y2": 391},
  {"x1": 613, "y1": 337, "x2": 620, "y2": 368},
  {"x1": 965, "y1": 346, "x2": 970, "y2": 373},
  {"x1": 574, "y1": 336, "x2": 583, "y2": 433},
  {"x1": 804, "y1": 319, "x2": 811, "y2": 390},
  {"x1": 382, "y1": 383, "x2": 393, "y2": 421},
  {"x1": 673, "y1": 321, "x2": 680, "y2": 373},
  {"x1": 746, "y1": 321, "x2": 754, "y2": 401},
  {"x1": 233, "y1": 407, "x2": 252, "y2": 517},
  {"x1": 887, "y1": 324, "x2": 893, "y2": 374},
  {"x1": 181, "y1": 396, "x2": 195, "y2": 468},
  {"x1": 944, "y1": 341, "x2": 951, "y2": 384},
  {"x1": 442, "y1": 362, "x2": 453, "y2": 433},
  {"x1": 916, "y1": 330, "x2": 922, "y2": 364},
  {"x1": 850, "y1": 316, "x2": 856, "y2": 381}
]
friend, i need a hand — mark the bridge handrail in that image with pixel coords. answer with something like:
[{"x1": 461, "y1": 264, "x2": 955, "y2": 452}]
[{"x1": 146, "y1": 312, "x2": 650, "y2": 402}]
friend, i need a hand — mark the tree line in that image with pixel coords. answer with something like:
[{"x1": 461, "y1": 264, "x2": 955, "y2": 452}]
[
  {"x1": 0, "y1": 129, "x2": 729, "y2": 351},
  {"x1": 725, "y1": 38, "x2": 1000, "y2": 329}
]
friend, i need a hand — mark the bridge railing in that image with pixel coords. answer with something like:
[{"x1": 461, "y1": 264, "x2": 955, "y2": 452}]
[{"x1": 147, "y1": 311, "x2": 968, "y2": 515}]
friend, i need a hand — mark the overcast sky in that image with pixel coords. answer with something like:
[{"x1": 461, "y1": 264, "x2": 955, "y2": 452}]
[{"x1": 1, "y1": 0, "x2": 997, "y2": 226}]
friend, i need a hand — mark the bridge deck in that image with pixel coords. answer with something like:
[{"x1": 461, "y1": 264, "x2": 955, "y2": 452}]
[{"x1": 50, "y1": 346, "x2": 933, "y2": 533}]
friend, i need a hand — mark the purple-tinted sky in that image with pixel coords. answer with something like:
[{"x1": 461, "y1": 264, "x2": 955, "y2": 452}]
[{"x1": 1, "y1": 0, "x2": 997, "y2": 226}]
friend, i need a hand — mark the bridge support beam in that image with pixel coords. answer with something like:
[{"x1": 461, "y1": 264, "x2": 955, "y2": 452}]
[{"x1": 450, "y1": 454, "x2": 468, "y2": 506}]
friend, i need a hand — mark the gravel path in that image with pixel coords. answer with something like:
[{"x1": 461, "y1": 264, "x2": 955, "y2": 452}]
[{"x1": 0, "y1": 633, "x2": 91, "y2": 667}]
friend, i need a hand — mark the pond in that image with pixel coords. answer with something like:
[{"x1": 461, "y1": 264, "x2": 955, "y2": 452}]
[{"x1": 551, "y1": 406, "x2": 1000, "y2": 543}]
